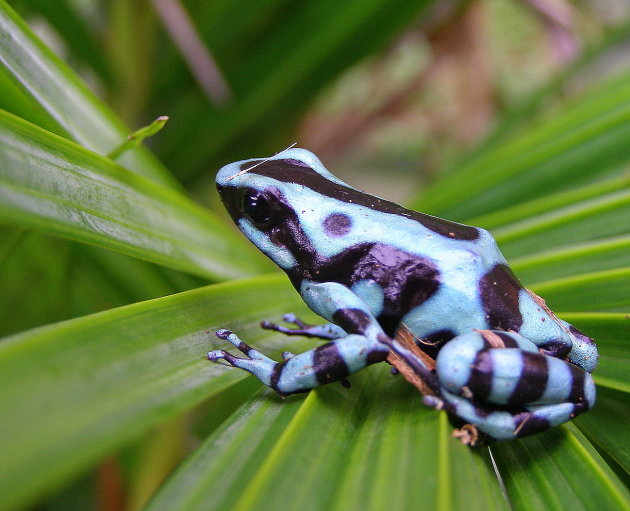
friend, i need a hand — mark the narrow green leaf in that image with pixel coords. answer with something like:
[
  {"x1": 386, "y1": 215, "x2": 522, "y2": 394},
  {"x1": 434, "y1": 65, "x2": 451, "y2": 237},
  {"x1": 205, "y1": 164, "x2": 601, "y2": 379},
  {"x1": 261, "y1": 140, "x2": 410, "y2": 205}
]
[
  {"x1": 12, "y1": 0, "x2": 112, "y2": 83},
  {"x1": 331, "y1": 376, "x2": 507, "y2": 511},
  {"x1": 530, "y1": 268, "x2": 630, "y2": 312},
  {"x1": 327, "y1": 375, "x2": 443, "y2": 511},
  {"x1": 225, "y1": 377, "x2": 374, "y2": 511},
  {"x1": 0, "y1": 274, "x2": 306, "y2": 511},
  {"x1": 108, "y1": 116, "x2": 169, "y2": 160},
  {"x1": 157, "y1": 0, "x2": 432, "y2": 180},
  {"x1": 492, "y1": 426, "x2": 630, "y2": 511},
  {"x1": 0, "y1": 0, "x2": 175, "y2": 187},
  {"x1": 510, "y1": 236, "x2": 630, "y2": 285},
  {"x1": 413, "y1": 68, "x2": 630, "y2": 220},
  {"x1": 575, "y1": 386, "x2": 630, "y2": 477},
  {"x1": 493, "y1": 189, "x2": 630, "y2": 259},
  {"x1": 144, "y1": 388, "x2": 306, "y2": 511},
  {"x1": 443, "y1": 425, "x2": 511, "y2": 511},
  {"x1": 145, "y1": 366, "x2": 507, "y2": 511},
  {"x1": 0, "y1": 110, "x2": 267, "y2": 280},
  {"x1": 472, "y1": 177, "x2": 628, "y2": 231},
  {"x1": 0, "y1": 64, "x2": 62, "y2": 133},
  {"x1": 0, "y1": 225, "x2": 208, "y2": 337}
]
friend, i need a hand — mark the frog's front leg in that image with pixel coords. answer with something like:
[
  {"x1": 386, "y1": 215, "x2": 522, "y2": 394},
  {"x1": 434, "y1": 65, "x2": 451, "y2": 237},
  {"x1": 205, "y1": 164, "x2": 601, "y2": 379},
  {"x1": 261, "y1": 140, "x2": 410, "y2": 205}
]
[
  {"x1": 430, "y1": 330, "x2": 596, "y2": 440},
  {"x1": 207, "y1": 328, "x2": 386, "y2": 394},
  {"x1": 208, "y1": 282, "x2": 401, "y2": 395},
  {"x1": 208, "y1": 281, "x2": 438, "y2": 395}
]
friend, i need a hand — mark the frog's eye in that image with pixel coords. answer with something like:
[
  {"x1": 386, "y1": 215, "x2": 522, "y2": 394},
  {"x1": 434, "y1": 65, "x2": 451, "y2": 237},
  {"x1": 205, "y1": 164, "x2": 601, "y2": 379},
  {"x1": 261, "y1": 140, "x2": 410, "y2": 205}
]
[{"x1": 241, "y1": 188, "x2": 273, "y2": 227}]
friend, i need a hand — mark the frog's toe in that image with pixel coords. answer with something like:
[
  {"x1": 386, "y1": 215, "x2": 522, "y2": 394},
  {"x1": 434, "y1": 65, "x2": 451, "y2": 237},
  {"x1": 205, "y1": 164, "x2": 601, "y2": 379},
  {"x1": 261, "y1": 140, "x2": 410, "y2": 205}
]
[
  {"x1": 282, "y1": 313, "x2": 309, "y2": 327},
  {"x1": 422, "y1": 395, "x2": 445, "y2": 410},
  {"x1": 215, "y1": 329, "x2": 251, "y2": 353},
  {"x1": 207, "y1": 349, "x2": 242, "y2": 367},
  {"x1": 262, "y1": 315, "x2": 345, "y2": 341},
  {"x1": 215, "y1": 328, "x2": 232, "y2": 339},
  {"x1": 261, "y1": 313, "x2": 311, "y2": 335},
  {"x1": 207, "y1": 344, "x2": 278, "y2": 384},
  {"x1": 206, "y1": 349, "x2": 224, "y2": 361},
  {"x1": 214, "y1": 329, "x2": 274, "y2": 362}
]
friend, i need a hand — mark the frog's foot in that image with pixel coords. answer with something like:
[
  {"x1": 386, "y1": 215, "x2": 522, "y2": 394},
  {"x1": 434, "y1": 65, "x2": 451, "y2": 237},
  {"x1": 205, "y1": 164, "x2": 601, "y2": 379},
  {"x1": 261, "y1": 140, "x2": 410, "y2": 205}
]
[
  {"x1": 261, "y1": 313, "x2": 345, "y2": 340},
  {"x1": 439, "y1": 389, "x2": 588, "y2": 440},
  {"x1": 207, "y1": 329, "x2": 277, "y2": 387}
]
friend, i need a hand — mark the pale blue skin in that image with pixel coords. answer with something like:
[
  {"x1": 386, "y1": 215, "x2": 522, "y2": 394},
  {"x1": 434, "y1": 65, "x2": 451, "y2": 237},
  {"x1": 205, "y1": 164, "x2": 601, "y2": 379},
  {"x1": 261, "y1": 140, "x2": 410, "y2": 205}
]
[{"x1": 208, "y1": 148, "x2": 597, "y2": 441}]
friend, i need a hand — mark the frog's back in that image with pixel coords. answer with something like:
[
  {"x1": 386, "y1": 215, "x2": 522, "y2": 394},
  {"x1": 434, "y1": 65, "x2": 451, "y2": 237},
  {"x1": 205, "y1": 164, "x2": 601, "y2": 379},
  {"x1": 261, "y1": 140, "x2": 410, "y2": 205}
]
[{"x1": 216, "y1": 150, "x2": 505, "y2": 334}]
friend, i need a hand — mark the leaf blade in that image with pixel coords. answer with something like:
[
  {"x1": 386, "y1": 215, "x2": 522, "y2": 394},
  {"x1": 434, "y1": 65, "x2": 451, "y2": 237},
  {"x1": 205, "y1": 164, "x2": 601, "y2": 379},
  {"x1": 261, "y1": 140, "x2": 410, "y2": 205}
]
[
  {"x1": 0, "y1": 0, "x2": 174, "y2": 186},
  {"x1": 492, "y1": 427, "x2": 630, "y2": 511},
  {"x1": 0, "y1": 274, "x2": 305, "y2": 511},
  {"x1": 413, "y1": 69, "x2": 630, "y2": 220},
  {"x1": 0, "y1": 110, "x2": 267, "y2": 279},
  {"x1": 531, "y1": 269, "x2": 630, "y2": 313}
]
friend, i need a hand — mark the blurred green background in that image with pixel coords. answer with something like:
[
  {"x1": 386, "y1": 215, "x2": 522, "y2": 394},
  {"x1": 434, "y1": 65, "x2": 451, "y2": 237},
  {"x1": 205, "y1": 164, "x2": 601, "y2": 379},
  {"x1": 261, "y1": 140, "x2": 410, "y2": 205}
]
[{"x1": 1, "y1": 1, "x2": 630, "y2": 510}]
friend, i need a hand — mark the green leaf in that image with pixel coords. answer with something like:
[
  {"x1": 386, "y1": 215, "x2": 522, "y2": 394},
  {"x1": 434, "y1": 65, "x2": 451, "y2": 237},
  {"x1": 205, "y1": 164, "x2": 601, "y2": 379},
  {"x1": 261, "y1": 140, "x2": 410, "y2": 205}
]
[
  {"x1": 0, "y1": 226, "x2": 208, "y2": 337},
  {"x1": 143, "y1": 388, "x2": 312, "y2": 511},
  {"x1": 326, "y1": 377, "x2": 507, "y2": 511},
  {"x1": 219, "y1": 377, "x2": 377, "y2": 511},
  {"x1": 493, "y1": 188, "x2": 630, "y2": 260},
  {"x1": 491, "y1": 425, "x2": 630, "y2": 511},
  {"x1": 108, "y1": 116, "x2": 170, "y2": 160},
  {"x1": 575, "y1": 386, "x2": 630, "y2": 477},
  {"x1": 511, "y1": 236, "x2": 630, "y2": 285},
  {"x1": 0, "y1": 274, "x2": 306, "y2": 511},
  {"x1": 0, "y1": 0, "x2": 175, "y2": 187},
  {"x1": 413, "y1": 68, "x2": 630, "y2": 220},
  {"x1": 0, "y1": 110, "x2": 267, "y2": 280},
  {"x1": 530, "y1": 268, "x2": 630, "y2": 312},
  {"x1": 472, "y1": 176, "x2": 627, "y2": 231},
  {"x1": 144, "y1": 367, "x2": 507, "y2": 511},
  {"x1": 13, "y1": 0, "x2": 112, "y2": 83},
  {"x1": 156, "y1": 0, "x2": 433, "y2": 180},
  {"x1": 0, "y1": 64, "x2": 62, "y2": 133}
]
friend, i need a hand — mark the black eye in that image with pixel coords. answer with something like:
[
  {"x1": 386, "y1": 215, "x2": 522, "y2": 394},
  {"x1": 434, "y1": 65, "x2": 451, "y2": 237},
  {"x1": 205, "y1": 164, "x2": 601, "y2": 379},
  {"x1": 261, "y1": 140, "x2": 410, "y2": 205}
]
[{"x1": 241, "y1": 188, "x2": 273, "y2": 227}]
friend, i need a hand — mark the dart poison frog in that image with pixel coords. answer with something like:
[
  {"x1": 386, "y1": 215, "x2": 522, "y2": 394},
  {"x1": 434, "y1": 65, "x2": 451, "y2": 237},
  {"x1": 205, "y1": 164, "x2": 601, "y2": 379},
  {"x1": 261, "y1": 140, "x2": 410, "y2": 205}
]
[{"x1": 208, "y1": 148, "x2": 598, "y2": 441}]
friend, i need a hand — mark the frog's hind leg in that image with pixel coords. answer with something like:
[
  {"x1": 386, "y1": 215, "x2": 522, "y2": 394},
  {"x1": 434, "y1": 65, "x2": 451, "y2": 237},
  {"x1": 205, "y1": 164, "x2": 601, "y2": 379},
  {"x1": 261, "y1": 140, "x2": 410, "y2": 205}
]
[
  {"x1": 427, "y1": 391, "x2": 588, "y2": 440},
  {"x1": 432, "y1": 330, "x2": 596, "y2": 440}
]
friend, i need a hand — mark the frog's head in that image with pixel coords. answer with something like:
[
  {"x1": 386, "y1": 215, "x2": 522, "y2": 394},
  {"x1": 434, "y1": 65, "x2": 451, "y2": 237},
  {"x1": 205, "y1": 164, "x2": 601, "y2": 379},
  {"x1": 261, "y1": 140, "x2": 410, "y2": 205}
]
[{"x1": 215, "y1": 148, "x2": 358, "y2": 272}]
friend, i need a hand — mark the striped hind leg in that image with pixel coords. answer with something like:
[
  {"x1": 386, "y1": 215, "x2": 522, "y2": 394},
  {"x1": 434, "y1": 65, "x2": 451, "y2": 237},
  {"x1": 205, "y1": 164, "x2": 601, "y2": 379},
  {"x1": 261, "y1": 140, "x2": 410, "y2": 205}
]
[{"x1": 430, "y1": 330, "x2": 596, "y2": 440}]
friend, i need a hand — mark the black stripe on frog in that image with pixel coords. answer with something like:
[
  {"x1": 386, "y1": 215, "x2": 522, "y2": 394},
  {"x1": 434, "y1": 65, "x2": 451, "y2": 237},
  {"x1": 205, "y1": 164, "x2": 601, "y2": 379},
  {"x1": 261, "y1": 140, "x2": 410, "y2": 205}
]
[
  {"x1": 240, "y1": 159, "x2": 480, "y2": 241},
  {"x1": 479, "y1": 264, "x2": 524, "y2": 332}
]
